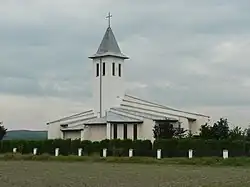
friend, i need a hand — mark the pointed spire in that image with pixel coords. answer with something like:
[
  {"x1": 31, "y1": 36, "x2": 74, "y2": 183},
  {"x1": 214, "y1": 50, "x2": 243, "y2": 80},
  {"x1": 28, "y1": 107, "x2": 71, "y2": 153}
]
[{"x1": 89, "y1": 14, "x2": 129, "y2": 59}]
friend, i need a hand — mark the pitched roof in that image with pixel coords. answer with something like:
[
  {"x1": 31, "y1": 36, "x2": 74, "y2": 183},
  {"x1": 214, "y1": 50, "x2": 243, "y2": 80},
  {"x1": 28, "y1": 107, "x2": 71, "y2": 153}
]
[
  {"x1": 89, "y1": 27, "x2": 129, "y2": 59},
  {"x1": 110, "y1": 107, "x2": 179, "y2": 121},
  {"x1": 123, "y1": 94, "x2": 210, "y2": 118},
  {"x1": 83, "y1": 111, "x2": 142, "y2": 125},
  {"x1": 107, "y1": 111, "x2": 142, "y2": 123},
  {"x1": 46, "y1": 110, "x2": 94, "y2": 125}
]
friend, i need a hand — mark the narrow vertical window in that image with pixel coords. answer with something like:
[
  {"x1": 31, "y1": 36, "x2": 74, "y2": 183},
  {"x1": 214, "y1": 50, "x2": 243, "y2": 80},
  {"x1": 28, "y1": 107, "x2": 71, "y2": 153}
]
[
  {"x1": 102, "y1": 62, "x2": 105, "y2": 76},
  {"x1": 123, "y1": 124, "x2": 127, "y2": 139},
  {"x1": 96, "y1": 63, "x2": 99, "y2": 77},
  {"x1": 112, "y1": 62, "x2": 115, "y2": 76},
  {"x1": 113, "y1": 124, "x2": 117, "y2": 139},
  {"x1": 133, "y1": 124, "x2": 137, "y2": 140},
  {"x1": 118, "y1": 64, "x2": 121, "y2": 77}
]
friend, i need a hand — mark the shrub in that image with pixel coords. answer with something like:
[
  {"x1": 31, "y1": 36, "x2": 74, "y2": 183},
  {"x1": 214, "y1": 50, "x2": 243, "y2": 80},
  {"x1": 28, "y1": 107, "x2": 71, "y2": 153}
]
[{"x1": 0, "y1": 139, "x2": 249, "y2": 158}]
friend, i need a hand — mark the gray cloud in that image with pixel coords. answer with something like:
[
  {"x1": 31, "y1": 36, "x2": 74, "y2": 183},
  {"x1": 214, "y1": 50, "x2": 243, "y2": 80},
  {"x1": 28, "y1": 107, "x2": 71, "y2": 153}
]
[{"x1": 1, "y1": 0, "x2": 250, "y2": 129}]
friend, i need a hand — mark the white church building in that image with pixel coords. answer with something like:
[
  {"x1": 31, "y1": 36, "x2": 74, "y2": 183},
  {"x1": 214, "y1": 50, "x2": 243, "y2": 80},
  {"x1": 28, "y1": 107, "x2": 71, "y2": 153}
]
[{"x1": 47, "y1": 14, "x2": 210, "y2": 142}]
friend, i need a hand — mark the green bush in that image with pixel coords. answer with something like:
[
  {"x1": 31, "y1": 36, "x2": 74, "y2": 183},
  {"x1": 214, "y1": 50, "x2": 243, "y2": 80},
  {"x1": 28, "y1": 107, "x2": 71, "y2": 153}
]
[
  {"x1": 153, "y1": 139, "x2": 248, "y2": 158},
  {"x1": 0, "y1": 139, "x2": 153, "y2": 157},
  {"x1": 0, "y1": 139, "x2": 249, "y2": 158}
]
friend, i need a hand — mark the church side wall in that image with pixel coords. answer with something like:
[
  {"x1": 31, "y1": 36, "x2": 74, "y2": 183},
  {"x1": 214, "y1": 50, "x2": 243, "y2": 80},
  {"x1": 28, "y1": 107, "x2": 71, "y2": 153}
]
[
  {"x1": 189, "y1": 116, "x2": 210, "y2": 135},
  {"x1": 85, "y1": 125, "x2": 106, "y2": 141},
  {"x1": 179, "y1": 117, "x2": 189, "y2": 133},
  {"x1": 110, "y1": 124, "x2": 135, "y2": 140},
  {"x1": 111, "y1": 124, "x2": 133, "y2": 139},
  {"x1": 63, "y1": 131, "x2": 81, "y2": 140},
  {"x1": 117, "y1": 124, "x2": 123, "y2": 139},
  {"x1": 47, "y1": 122, "x2": 62, "y2": 139},
  {"x1": 140, "y1": 118, "x2": 155, "y2": 142}
]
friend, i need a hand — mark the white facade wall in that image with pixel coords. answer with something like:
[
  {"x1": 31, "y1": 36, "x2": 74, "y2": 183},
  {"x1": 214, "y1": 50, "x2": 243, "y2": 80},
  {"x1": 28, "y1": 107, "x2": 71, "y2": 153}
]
[
  {"x1": 117, "y1": 124, "x2": 123, "y2": 139},
  {"x1": 63, "y1": 131, "x2": 81, "y2": 140},
  {"x1": 190, "y1": 117, "x2": 208, "y2": 135},
  {"x1": 139, "y1": 118, "x2": 154, "y2": 141},
  {"x1": 84, "y1": 125, "x2": 107, "y2": 141},
  {"x1": 109, "y1": 123, "x2": 137, "y2": 140},
  {"x1": 179, "y1": 117, "x2": 189, "y2": 132},
  {"x1": 92, "y1": 56, "x2": 125, "y2": 117},
  {"x1": 47, "y1": 122, "x2": 62, "y2": 139}
]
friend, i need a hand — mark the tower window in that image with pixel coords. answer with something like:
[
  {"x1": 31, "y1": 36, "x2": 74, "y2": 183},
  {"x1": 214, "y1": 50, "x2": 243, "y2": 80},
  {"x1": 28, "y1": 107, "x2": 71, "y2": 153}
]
[
  {"x1": 123, "y1": 124, "x2": 127, "y2": 139},
  {"x1": 96, "y1": 63, "x2": 99, "y2": 77},
  {"x1": 102, "y1": 62, "x2": 106, "y2": 76},
  {"x1": 118, "y1": 64, "x2": 121, "y2": 77},
  {"x1": 133, "y1": 124, "x2": 137, "y2": 140},
  {"x1": 112, "y1": 62, "x2": 115, "y2": 76},
  {"x1": 113, "y1": 124, "x2": 117, "y2": 139}
]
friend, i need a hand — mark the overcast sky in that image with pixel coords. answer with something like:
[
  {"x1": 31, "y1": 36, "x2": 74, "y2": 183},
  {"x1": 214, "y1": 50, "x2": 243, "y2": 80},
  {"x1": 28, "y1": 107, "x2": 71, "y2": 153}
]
[{"x1": 1, "y1": 0, "x2": 250, "y2": 130}]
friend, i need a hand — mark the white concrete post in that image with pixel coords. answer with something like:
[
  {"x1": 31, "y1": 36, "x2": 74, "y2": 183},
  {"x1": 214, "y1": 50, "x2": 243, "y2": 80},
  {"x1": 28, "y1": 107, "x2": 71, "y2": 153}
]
[
  {"x1": 157, "y1": 149, "x2": 161, "y2": 159},
  {"x1": 33, "y1": 148, "x2": 37, "y2": 155},
  {"x1": 129, "y1": 149, "x2": 133, "y2": 157},
  {"x1": 188, "y1": 149, "x2": 193, "y2": 159},
  {"x1": 13, "y1": 148, "x2": 17, "y2": 153},
  {"x1": 55, "y1": 148, "x2": 59, "y2": 157},
  {"x1": 223, "y1": 149, "x2": 228, "y2": 159},
  {"x1": 103, "y1": 148, "x2": 107, "y2": 157},
  {"x1": 78, "y1": 148, "x2": 82, "y2": 156}
]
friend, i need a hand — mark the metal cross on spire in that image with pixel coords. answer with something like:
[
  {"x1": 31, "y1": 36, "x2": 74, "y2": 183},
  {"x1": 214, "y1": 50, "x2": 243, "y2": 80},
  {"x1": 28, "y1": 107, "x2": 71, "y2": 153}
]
[{"x1": 106, "y1": 12, "x2": 112, "y2": 28}]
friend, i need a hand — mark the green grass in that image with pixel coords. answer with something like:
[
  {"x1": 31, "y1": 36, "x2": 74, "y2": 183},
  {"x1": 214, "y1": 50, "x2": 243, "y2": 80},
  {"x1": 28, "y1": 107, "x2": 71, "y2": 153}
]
[
  {"x1": 1, "y1": 161, "x2": 250, "y2": 187},
  {"x1": 2, "y1": 153, "x2": 250, "y2": 167}
]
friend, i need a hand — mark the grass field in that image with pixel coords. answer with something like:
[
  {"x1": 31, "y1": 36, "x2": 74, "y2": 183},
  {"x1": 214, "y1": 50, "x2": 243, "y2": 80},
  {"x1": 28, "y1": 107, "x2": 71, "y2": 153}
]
[{"x1": 1, "y1": 161, "x2": 250, "y2": 187}]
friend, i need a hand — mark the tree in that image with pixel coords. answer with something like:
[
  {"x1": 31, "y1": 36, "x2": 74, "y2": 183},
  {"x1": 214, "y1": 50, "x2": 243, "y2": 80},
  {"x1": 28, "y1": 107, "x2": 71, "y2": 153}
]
[
  {"x1": 244, "y1": 126, "x2": 250, "y2": 140},
  {"x1": 229, "y1": 126, "x2": 244, "y2": 140},
  {"x1": 153, "y1": 121, "x2": 186, "y2": 139},
  {"x1": 173, "y1": 122, "x2": 187, "y2": 138},
  {"x1": 212, "y1": 118, "x2": 229, "y2": 140},
  {"x1": 199, "y1": 118, "x2": 230, "y2": 140},
  {"x1": 0, "y1": 122, "x2": 7, "y2": 140},
  {"x1": 199, "y1": 123, "x2": 213, "y2": 139}
]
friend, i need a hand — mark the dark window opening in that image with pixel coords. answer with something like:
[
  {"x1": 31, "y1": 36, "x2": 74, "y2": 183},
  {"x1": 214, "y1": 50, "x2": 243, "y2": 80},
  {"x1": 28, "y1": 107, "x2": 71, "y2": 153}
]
[
  {"x1": 102, "y1": 62, "x2": 106, "y2": 76},
  {"x1": 113, "y1": 124, "x2": 117, "y2": 139},
  {"x1": 133, "y1": 124, "x2": 137, "y2": 140},
  {"x1": 123, "y1": 124, "x2": 127, "y2": 139},
  {"x1": 118, "y1": 64, "x2": 121, "y2": 77},
  {"x1": 112, "y1": 62, "x2": 115, "y2": 76},
  {"x1": 96, "y1": 63, "x2": 99, "y2": 77}
]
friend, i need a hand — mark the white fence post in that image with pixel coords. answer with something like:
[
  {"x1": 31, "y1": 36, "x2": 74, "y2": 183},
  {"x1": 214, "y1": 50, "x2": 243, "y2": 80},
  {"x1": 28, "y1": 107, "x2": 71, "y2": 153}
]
[
  {"x1": 103, "y1": 148, "x2": 107, "y2": 158},
  {"x1": 223, "y1": 149, "x2": 228, "y2": 159},
  {"x1": 78, "y1": 148, "x2": 82, "y2": 156},
  {"x1": 188, "y1": 149, "x2": 193, "y2": 159},
  {"x1": 33, "y1": 148, "x2": 37, "y2": 155},
  {"x1": 55, "y1": 148, "x2": 59, "y2": 157},
  {"x1": 13, "y1": 148, "x2": 17, "y2": 153},
  {"x1": 157, "y1": 149, "x2": 161, "y2": 159},
  {"x1": 129, "y1": 149, "x2": 133, "y2": 158}
]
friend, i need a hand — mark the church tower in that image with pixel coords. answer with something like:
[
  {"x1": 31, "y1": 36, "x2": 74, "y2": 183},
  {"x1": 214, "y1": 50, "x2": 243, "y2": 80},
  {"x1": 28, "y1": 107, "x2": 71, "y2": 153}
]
[{"x1": 89, "y1": 13, "x2": 129, "y2": 117}]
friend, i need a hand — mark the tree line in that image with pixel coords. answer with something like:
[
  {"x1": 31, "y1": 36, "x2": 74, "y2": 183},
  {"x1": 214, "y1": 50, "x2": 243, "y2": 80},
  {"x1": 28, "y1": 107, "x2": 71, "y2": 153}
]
[
  {"x1": 0, "y1": 122, "x2": 7, "y2": 140},
  {"x1": 0, "y1": 118, "x2": 250, "y2": 157},
  {"x1": 1, "y1": 118, "x2": 250, "y2": 141},
  {"x1": 153, "y1": 118, "x2": 250, "y2": 140}
]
